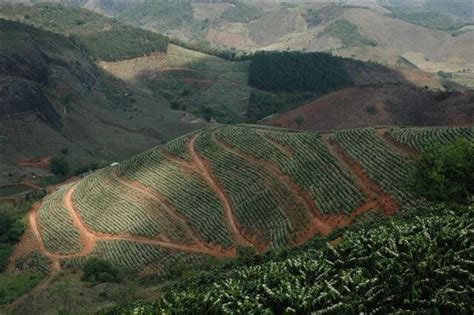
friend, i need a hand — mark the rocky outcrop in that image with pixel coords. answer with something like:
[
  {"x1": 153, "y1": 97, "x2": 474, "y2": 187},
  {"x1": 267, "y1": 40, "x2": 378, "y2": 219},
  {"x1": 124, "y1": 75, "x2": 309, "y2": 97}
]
[{"x1": 0, "y1": 79, "x2": 63, "y2": 129}]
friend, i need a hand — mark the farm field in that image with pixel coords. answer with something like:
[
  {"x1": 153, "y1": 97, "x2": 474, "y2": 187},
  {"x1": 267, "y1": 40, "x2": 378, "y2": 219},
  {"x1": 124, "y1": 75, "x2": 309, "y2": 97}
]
[{"x1": 9, "y1": 125, "x2": 472, "y2": 273}]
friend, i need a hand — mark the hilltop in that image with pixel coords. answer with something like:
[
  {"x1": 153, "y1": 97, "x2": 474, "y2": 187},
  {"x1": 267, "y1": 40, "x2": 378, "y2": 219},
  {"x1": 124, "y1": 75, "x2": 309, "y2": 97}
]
[
  {"x1": 3, "y1": 124, "x2": 471, "y2": 313},
  {"x1": 9, "y1": 125, "x2": 472, "y2": 273}
]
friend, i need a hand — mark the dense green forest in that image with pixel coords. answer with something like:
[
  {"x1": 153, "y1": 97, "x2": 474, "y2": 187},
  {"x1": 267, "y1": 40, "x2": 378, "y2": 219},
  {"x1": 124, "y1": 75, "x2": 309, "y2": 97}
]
[
  {"x1": 108, "y1": 204, "x2": 473, "y2": 314},
  {"x1": 248, "y1": 51, "x2": 353, "y2": 93},
  {"x1": 245, "y1": 51, "x2": 354, "y2": 121}
]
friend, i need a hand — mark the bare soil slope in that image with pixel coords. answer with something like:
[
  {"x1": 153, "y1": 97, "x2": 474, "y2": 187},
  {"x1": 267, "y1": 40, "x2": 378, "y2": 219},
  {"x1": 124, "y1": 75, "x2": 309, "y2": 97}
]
[{"x1": 262, "y1": 86, "x2": 474, "y2": 131}]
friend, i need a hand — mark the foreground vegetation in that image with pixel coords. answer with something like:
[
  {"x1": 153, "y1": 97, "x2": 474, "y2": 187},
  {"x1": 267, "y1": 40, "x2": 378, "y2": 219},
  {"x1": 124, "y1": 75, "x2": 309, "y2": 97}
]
[
  {"x1": 0, "y1": 192, "x2": 47, "y2": 305},
  {"x1": 1, "y1": 191, "x2": 45, "y2": 270},
  {"x1": 110, "y1": 203, "x2": 474, "y2": 314},
  {"x1": 0, "y1": 273, "x2": 44, "y2": 305}
]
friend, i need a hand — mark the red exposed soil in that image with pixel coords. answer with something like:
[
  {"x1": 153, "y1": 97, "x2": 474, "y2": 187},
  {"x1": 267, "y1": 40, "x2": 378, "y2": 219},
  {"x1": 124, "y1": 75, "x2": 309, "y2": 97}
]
[
  {"x1": 375, "y1": 128, "x2": 420, "y2": 157},
  {"x1": 212, "y1": 130, "x2": 401, "y2": 246},
  {"x1": 187, "y1": 135, "x2": 258, "y2": 249},
  {"x1": 294, "y1": 135, "x2": 400, "y2": 245},
  {"x1": 110, "y1": 168, "x2": 234, "y2": 255},
  {"x1": 21, "y1": 181, "x2": 43, "y2": 191},
  {"x1": 23, "y1": 184, "x2": 236, "y2": 272},
  {"x1": 261, "y1": 86, "x2": 474, "y2": 131},
  {"x1": 14, "y1": 129, "x2": 405, "y2": 274},
  {"x1": 162, "y1": 152, "x2": 195, "y2": 172},
  {"x1": 325, "y1": 135, "x2": 399, "y2": 217},
  {"x1": 212, "y1": 132, "x2": 332, "y2": 236},
  {"x1": 19, "y1": 156, "x2": 51, "y2": 169}
]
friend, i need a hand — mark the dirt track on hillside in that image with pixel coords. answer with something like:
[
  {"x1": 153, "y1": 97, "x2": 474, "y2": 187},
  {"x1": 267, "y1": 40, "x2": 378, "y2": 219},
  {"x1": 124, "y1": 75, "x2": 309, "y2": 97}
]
[
  {"x1": 27, "y1": 184, "x2": 236, "y2": 271},
  {"x1": 212, "y1": 131, "x2": 333, "y2": 237},
  {"x1": 188, "y1": 135, "x2": 256, "y2": 249},
  {"x1": 376, "y1": 128, "x2": 420, "y2": 157},
  {"x1": 19, "y1": 130, "x2": 404, "y2": 272},
  {"x1": 325, "y1": 135, "x2": 399, "y2": 217},
  {"x1": 110, "y1": 168, "x2": 235, "y2": 255},
  {"x1": 211, "y1": 130, "x2": 395, "y2": 246}
]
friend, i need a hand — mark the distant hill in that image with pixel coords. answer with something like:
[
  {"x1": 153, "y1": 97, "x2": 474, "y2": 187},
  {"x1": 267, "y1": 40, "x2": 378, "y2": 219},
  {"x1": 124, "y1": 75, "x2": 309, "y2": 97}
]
[
  {"x1": 10, "y1": 125, "x2": 472, "y2": 275},
  {"x1": 98, "y1": 46, "x2": 407, "y2": 123},
  {"x1": 58, "y1": 0, "x2": 474, "y2": 89},
  {"x1": 262, "y1": 86, "x2": 474, "y2": 131},
  {"x1": 0, "y1": 19, "x2": 202, "y2": 185}
]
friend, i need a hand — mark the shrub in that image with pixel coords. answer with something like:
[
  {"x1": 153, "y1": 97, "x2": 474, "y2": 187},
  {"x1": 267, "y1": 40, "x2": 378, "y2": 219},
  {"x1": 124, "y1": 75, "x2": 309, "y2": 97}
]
[
  {"x1": 170, "y1": 101, "x2": 181, "y2": 111},
  {"x1": 49, "y1": 156, "x2": 69, "y2": 176},
  {"x1": 0, "y1": 205, "x2": 26, "y2": 270},
  {"x1": 81, "y1": 257, "x2": 121, "y2": 283},
  {"x1": 409, "y1": 139, "x2": 474, "y2": 204}
]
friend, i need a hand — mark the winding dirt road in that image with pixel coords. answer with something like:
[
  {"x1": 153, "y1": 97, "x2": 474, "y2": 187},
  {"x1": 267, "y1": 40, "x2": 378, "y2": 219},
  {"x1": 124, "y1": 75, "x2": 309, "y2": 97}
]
[
  {"x1": 28, "y1": 184, "x2": 236, "y2": 271},
  {"x1": 22, "y1": 128, "x2": 404, "y2": 273},
  {"x1": 325, "y1": 136, "x2": 399, "y2": 216}
]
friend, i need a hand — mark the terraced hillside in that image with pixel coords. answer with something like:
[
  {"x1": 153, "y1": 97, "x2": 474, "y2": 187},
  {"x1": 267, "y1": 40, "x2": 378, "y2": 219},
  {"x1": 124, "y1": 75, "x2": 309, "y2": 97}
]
[{"x1": 11, "y1": 125, "x2": 472, "y2": 274}]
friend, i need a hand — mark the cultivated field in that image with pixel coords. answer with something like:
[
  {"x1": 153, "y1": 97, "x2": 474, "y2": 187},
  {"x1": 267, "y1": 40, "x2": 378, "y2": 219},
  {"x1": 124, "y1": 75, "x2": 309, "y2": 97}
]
[{"x1": 11, "y1": 125, "x2": 473, "y2": 273}]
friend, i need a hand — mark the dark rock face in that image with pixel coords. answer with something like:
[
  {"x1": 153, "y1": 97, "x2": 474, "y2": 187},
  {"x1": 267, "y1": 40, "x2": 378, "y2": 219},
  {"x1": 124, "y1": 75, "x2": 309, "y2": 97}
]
[
  {"x1": 0, "y1": 79, "x2": 63, "y2": 130},
  {"x1": 0, "y1": 50, "x2": 49, "y2": 85}
]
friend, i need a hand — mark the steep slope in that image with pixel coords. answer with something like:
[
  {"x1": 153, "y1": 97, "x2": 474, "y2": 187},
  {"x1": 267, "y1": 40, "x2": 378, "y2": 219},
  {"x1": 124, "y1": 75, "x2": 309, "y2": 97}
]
[
  {"x1": 0, "y1": 19, "x2": 203, "y2": 185},
  {"x1": 10, "y1": 125, "x2": 472, "y2": 274}
]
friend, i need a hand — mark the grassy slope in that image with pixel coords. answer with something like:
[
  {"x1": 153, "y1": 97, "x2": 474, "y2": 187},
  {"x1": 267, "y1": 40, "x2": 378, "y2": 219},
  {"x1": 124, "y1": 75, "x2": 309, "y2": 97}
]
[{"x1": 98, "y1": 44, "x2": 253, "y2": 123}]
